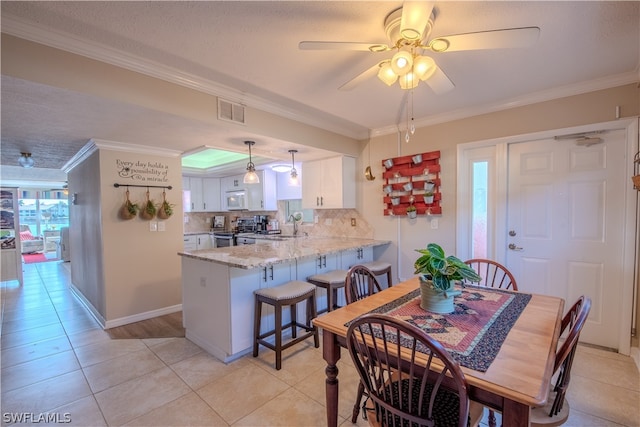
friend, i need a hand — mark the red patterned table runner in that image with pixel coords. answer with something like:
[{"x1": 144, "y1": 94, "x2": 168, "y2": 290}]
[{"x1": 350, "y1": 285, "x2": 531, "y2": 372}]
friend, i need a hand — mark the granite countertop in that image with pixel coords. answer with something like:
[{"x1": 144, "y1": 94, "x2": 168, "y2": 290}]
[{"x1": 178, "y1": 236, "x2": 390, "y2": 269}]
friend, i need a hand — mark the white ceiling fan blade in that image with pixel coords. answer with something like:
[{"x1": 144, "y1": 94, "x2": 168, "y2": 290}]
[
  {"x1": 429, "y1": 27, "x2": 540, "y2": 52},
  {"x1": 400, "y1": 1, "x2": 435, "y2": 41},
  {"x1": 339, "y1": 62, "x2": 382, "y2": 91},
  {"x1": 424, "y1": 63, "x2": 454, "y2": 94},
  {"x1": 299, "y1": 41, "x2": 390, "y2": 52}
]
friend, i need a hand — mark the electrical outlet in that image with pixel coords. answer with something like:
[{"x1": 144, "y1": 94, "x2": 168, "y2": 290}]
[
  {"x1": 157, "y1": 221, "x2": 165, "y2": 232},
  {"x1": 351, "y1": 218, "x2": 356, "y2": 226},
  {"x1": 200, "y1": 277, "x2": 206, "y2": 287},
  {"x1": 430, "y1": 218, "x2": 439, "y2": 229},
  {"x1": 325, "y1": 218, "x2": 332, "y2": 225}
]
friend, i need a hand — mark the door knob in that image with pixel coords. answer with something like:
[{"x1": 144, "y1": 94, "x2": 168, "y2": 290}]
[
  {"x1": 508, "y1": 243, "x2": 524, "y2": 251},
  {"x1": 509, "y1": 230, "x2": 517, "y2": 236}
]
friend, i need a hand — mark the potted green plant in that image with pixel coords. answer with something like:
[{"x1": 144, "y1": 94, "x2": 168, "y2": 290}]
[
  {"x1": 140, "y1": 191, "x2": 156, "y2": 220},
  {"x1": 414, "y1": 243, "x2": 482, "y2": 313},
  {"x1": 406, "y1": 204, "x2": 417, "y2": 219},
  {"x1": 157, "y1": 191, "x2": 174, "y2": 219},
  {"x1": 118, "y1": 190, "x2": 139, "y2": 220},
  {"x1": 423, "y1": 191, "x2": 434, "y2": 204}
]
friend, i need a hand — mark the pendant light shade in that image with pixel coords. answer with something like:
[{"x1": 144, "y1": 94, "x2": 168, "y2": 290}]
[
  {"x1": 243, "y1": 141, "x2": 260, "y2": 184},
  {"x1": 288, "y1": 149, "x2": 299, "y2": 186},
  {"x1": 390, "y1": 50, "x2": 413, "y2": 76},
  {"x1": 377, "y1": 61, "x2": 398, "y2": 86},
  {"x1": 18, "y1": 152, "x2": 34, "y2": 168}
]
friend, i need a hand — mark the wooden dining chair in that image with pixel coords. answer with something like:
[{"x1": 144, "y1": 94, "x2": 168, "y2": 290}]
[
  {"x1": 345, "y1": 264, "x2": 384, "y2": 305},
  {"x1": 345, "y1": 265, "x2": 384, "y2": 422},
  {"x1": 481, "y1": 296, "x2": 592, "y2": 427},
  {"x1": 347, "y1": 313, "x2": 483, "y2": 427},
  {"x1": 463, "y1": 258, "x2": 518, "y2": 291},
  {"x1": 530, "y1": 295, "x2": 592, "y2": 426}
]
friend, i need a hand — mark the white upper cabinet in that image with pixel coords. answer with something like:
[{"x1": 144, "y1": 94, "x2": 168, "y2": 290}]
[
  {"x1": 302, "y1": 156, "x2": 356, "y2": 209},
  {"x1": 276, "y1": 168, "x2": 302, "y2": 200},
  {"x1": 183, "y1": 176, "x2": 221, "y2": 212},
  {"x1": 202, "y1": 178, "x2": 221, "y2": 212},
  {"x1": 247, "y1": 169, "x2": 277, "y2": 211}
]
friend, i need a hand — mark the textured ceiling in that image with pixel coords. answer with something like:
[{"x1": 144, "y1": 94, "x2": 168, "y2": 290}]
[{"x1": 1, "y1": 1, "x2": 638, "y2": 179}]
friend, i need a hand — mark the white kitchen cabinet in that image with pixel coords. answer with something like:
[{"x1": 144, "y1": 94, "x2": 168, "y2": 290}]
[
  {"x1": 184, "y1": 176, "x2": 221, "y2": 212},
  {"x1": 276, "y1": 167, "x2": 302, "y2": 200},
  {"x1": 202, "y1": 177, "x2": 221, "y2": 212},
  {"x1": 302, "y1": 156, "x2": 356, "y2": 209},
  {"x1": 229, "y1": 261, "x2": 293, "y2": 352},
  {"x1": 220, "y1": 174, "x2": 243, "y2": 193},
  {"x1": 247, "y1": 169, "x2": 277, "y2": 211},
  {"x1": 183, "y1": 233, "x2": 212, "y2": 251},
  {"x1": 296, "y1": 253, "x2": 340, "y2": 313},
  {"x1": 183, "y1": 176, "x2": 204, "y2": 212},
  {"x1": 340, "y1": 245, "x2": 373, "y2": 270}
]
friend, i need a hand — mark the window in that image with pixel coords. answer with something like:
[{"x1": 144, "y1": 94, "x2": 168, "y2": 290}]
[
  {"x1": 471, "y1": 162, "x2": 488, "y2": 259},
  {"x1": 18, "y1": 190, "x2": 69, "y2": 235},
  {"x1": 284, "y1": 200, "x2": 313, "y2": 223}
]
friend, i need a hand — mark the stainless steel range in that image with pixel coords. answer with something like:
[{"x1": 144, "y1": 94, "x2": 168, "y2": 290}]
[{"x1": 213, "y1": 217, "x2": 257, "y2": 247}]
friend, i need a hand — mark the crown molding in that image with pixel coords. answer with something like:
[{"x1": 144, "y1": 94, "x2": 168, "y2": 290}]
[
  {"x1": 2, "y1": 14, "x2": 367, "y2": 141},
  {"x1": 63, "y1": 139, "x2": 183, "y2": 173},
  {"x1": 372, "y1": 71, "x2": 639, "y2": 138}
]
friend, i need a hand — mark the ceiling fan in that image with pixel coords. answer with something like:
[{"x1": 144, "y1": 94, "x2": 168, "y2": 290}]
[{"x1": 299, "y1": 1, "x2": 540, "y2": 94}]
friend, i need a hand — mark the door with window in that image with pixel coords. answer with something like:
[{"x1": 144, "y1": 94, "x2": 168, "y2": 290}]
[
  {"x1": 506, "y1": 131, "x2": 627, "y2": 349},
  {"x1": 458, "y1": 123, "x2": 635, "y2": 352}
]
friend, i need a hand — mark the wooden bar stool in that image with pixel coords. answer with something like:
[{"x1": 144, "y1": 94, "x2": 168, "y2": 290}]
[
  {"x1": 307, "y1": 269, "x2": 349, "y2": 314},
  {"x1": 359, "y1": 260, "x2": 393, "y2": 287},
  {"x1": 253, "y1": 280, "x2": 319, "y2": 370}
]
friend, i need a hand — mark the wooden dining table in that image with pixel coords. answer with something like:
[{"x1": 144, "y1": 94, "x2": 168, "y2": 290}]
[{"x1": 312, "y1": 276, "x2": 564, "y2": 427}]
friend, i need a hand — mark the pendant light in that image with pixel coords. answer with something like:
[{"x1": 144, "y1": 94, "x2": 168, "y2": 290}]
[
  {"x1": 243, "y1": 141, "x2": 260, "y2": 184},
  {"x1": 288, "y1": 149, "x2": 299, "y2": 186},
  {"x1": 18, "y1": 152, "x2": 34, "y2": 168}
]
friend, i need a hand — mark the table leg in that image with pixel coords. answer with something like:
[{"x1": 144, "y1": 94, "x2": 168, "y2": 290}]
[
  {"x1": 502, "y1": 398, "x2": 530, "y2": 426},
  {"x1": 322, "y1": 330, "x2": 341, "y2": 427}
]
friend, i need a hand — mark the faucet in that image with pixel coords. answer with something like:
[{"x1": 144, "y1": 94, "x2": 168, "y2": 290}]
[{"x1": 288, "y1": 215, "x2": 299, "y2": 236}]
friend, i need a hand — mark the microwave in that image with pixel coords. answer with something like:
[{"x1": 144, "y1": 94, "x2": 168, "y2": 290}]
[{"x1": 225, "y1": 190, "x2": 247, "y2": 210}]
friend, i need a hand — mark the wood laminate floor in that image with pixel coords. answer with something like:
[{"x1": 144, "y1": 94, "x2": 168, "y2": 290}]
[{"x1": 106, "y1": 311, "x2": 185, "y2": 339}]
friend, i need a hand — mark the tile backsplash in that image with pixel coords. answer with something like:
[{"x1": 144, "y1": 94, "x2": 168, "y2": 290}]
[{"x1": 183, "y1": 201, "x2": 373, "y2": 238}]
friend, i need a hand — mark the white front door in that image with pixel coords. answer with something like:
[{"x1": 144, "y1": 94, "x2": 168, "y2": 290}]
[{"x1": 505, "y1": 130, "x2": 627, "y2": 349}]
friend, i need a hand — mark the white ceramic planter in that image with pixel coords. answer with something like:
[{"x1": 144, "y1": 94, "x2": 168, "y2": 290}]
[{"x1": 419, "y1": 278, "x2": 461, "y2": 314}]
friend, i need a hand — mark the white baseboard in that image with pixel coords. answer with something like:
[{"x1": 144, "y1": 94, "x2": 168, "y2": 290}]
[
  {"x1": 104, "y1": 304, "x2": 182, "y2": 329},
  {"x1": 70, "y1": 284, "x2": 106, "y2": 328}
]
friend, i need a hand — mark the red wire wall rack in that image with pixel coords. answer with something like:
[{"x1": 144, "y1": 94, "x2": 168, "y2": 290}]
[{"x1": 382, "y1": 150, "x2": 442, "y2": 216}]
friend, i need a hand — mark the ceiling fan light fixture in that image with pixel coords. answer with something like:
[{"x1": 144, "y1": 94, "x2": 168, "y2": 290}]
[
  {"x1": 378, "y1": 61, "x2": 398, "y2": 86},
  {"x1": 414, "y1": 55, "x2": 436, "y2": 80},
  {"x1": 390, "y1": 50, "x2": 413, "y2": 76},
  {"x1": 399, "y1": 1, "x2": 432, "y2": 41},
  {"x1": 429, "y1": 38, "x2": 450, "y2": 52},
  {"x1": 18, "y1": 152, "x2": 34, "y2": 168},
  {"x1": 399, "y1": 71, "x2": 419, "y2": 90},
  {"x1": 243, "y1": 140, "x2": 260, "y2": 184}
]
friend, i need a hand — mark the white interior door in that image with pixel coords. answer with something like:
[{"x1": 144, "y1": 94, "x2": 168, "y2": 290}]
[{"x1": 506, "y1": 130, "x2": 627, "y2": 349}]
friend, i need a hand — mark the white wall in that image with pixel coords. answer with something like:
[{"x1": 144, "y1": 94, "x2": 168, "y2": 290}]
[{"x1": 68, "y1": 143, "x2": 184, "y2": 326}]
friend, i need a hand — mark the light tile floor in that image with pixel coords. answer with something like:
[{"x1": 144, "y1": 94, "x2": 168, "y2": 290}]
[{"x1": 1, "y1": 261, "x2": 639, "y2": 426}]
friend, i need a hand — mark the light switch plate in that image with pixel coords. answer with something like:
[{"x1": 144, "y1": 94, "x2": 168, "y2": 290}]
[{"x1": 149, "y1": 221, "x2": 158, "y2": 232}]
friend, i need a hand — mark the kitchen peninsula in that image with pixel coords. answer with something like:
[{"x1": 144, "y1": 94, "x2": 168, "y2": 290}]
[{"x1": 179, "y1": 236, "x2": 389, "y2": 362}]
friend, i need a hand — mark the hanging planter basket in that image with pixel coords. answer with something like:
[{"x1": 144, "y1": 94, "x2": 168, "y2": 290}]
[
  {"x1": 157, "y1": 190, "x2": 174, "y2": 219},
  {"x1": 118, "y1": 189, "x2": 139, "y2": 220},
  {"x1": 140, "y1": 190, "x2": 156, "y2": 220}
]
